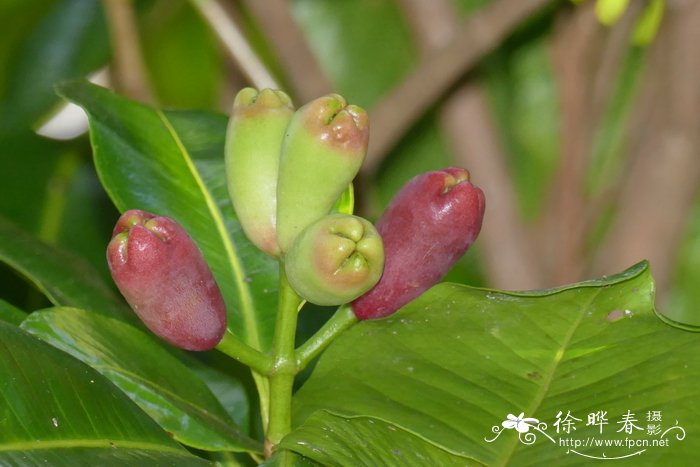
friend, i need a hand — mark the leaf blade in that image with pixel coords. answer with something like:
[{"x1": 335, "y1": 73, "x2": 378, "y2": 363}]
[
  {"x1": 21, "y1": 307, "x2": 261, "y2": 453},
  {"x1": 292, "y1": 262, "x2": 700, "y2": 464},
  {"x1": 0, "y1": 215, "x2": 128, "y2": 317},
  {"x1": 0, "y1": 321, "x2": 211, "y2": 466}
]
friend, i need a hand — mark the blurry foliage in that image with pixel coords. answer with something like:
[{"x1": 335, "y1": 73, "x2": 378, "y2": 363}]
[
  {"x1": 0, "y1": 0, "x2": 698, "y2": 318},
  {"x1": 140, "y1": 0, "x2": 224, "y2": 109}
]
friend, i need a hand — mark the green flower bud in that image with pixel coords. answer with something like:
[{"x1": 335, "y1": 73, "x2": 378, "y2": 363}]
[
  {"x1": 225, "y1": 87, "x2": 294, "y2": 256},
  {"x1": 276, "y1": 94, "x2": 369, "y2": 253},
  {"x1": 285, "y1": 214, "x2": 384, "y2": 306}
]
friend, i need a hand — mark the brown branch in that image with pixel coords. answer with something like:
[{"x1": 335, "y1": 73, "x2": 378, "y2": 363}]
[
  {"x1": 537, "y1": 2, "x2": 645, "y2": 285},
  {"x1": 241, "y1": 0, "x2": 332, "y2": 102},
  {"x1": 189, "y1": 0, "x2": 279, "y2": 90},
  {"x1": 443, "y1": 86, "x2": 547, "y2": 289},
  {"x1": 397, "y1": 0, "x2": 546, "y2": 289},
  {"x1": 538, "y1": 3, "x2": 603, "y2": 285},
  {"x1": 102, "y1": 0, "x2": 154, "y2": 103},
  {"x1": 591, "y1": 0, "x2": 700, "y2": 295},
  {"x1": 363, "y1": 0, "x2": 555, "y2": 177}
]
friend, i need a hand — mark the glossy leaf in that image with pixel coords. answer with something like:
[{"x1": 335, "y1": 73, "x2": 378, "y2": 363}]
[
  {"x1": 0, "y1": 0, "x2": 109, "y2": 133},
  {"x1": 22, "y1": 307, "x2": 261, "y2": 453},
  {"x1": 0, "y1": 128, "x2": 118, "y2": 286},
  {"x1": 0, "y1": 321, "x2": 211, "y2": 466},
  {"x1": 188, "y1": 358, "x2": 251, "y2": 433},
  {"x1": 282, "y1": 411, "x2": 475, "y2": 466},
  {"x1": 261, "y1": 450, "x2": 320, "y2": 467},
  {"x1": 0, "y1": 298, "x2": 25, "y2": 325},
  {"x1": 57, "y1": 82, "x2": 279, "y2": 352},
  {"x1": 292, "y1": 262, "x2": 700, "y2": 464},
  {"x1": 0, "y1": 215, "x2": 128, "y2": 317}
]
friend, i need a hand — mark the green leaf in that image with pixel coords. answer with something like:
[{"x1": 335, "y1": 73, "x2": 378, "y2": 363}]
[
  {"x1": 0, "y1": 298, "x2": 26, "y2": 325},
  {"x1": 0, "y1": 0, "x2": 109, "y2": 133},
  {"x1": 0, "y1": 131, "x2": 118, "y2": 285},
  {"x1": 0, "y1": 321, "x2": 211, "y2": 465},
  {"x1": 56, "y1": 81, "x2": 279, "y2": 352},
  {"x1": 188, "y1": 358, "x2": 251, "y2": 433},
  {"x1": 290, "y1": 0, "x2": 415, "y2": 107},
  {"x1": 282, "y1": 411, "x2": 478, "y2": 466},
  {"x1": 261, "y1": 449, "x2": 320, "y2": 467},
  {"x1": 0, "y1": 215, "x2": 128, "y2": 317},
  {"x1": 140, "y1": 0, "x2": 223, "y2": 109},
  {"x1": 332, "y1": 183, "x2": 354, "y2": 215},
  {"x1": 21, "y1": 307, "x2": 261, "y2": 453},
  {"x1": 292, "y1": 262, "x2": 700, "y2": 464}
]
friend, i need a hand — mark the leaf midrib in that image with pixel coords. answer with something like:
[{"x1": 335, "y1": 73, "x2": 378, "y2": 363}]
[
  {"x1": 156, "y1": 111, "x2": 260, "y2": 352},
  {"x1": 0, "y1": 439, "x2": 186, "y2": 454},
  {"x1": 494, "y1": 289, "x2": 600, "y2": 466}
]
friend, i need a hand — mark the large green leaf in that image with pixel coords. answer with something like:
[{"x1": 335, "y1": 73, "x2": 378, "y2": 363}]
[
  {"x1": 0, "y1": 131, "x2": 118, "y2": 286},
  {"x1": 0, "y1": 321, "x2": 210, "y2": 465},
  {"x1": 0, "y1": 215, "x2": 128, "y2": 317},
  {"x1": 57, "y1": 81, "x2": 279, "y2": 352},
  {"x1": 21, "y1": 307, "x2": 261, "y2": 453},
  {"x1": 291, "y1": 262, "x2": 700, "y2": 465},
  {"x1": 0, "y1": 0, "x2": 109, "y2": 133},
  {"x1": 0, "y1": 298, "x2": 25, "y2": 326},
  {"x1": 282, "y1": 411, "x2": 474, "y2": 466}
]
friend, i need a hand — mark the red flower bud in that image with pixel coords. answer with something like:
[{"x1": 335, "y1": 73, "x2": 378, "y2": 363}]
[
  {"x1": 107, "y1": 210, "x2": 227, "y2": 351},
  {"x1": 352, "y1": 168, "x2": 485, "y2": 320}
]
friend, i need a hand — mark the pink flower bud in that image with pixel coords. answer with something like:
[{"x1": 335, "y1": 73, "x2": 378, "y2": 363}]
[
  {"x1": 107, "y1": 210, "x2": 227, "y2": 351},
  {"x1": 352, "y1": 168, "x2": 485, "y2": 320}
]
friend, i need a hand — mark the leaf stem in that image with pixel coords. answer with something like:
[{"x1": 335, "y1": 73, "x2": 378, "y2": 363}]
[
  {"x1": 215, "y1": 329, "x2": 273, "y2": 374},
  {"x1": 295, "y1": 304, "x2": 358, "y2": 370},
  {"x1": 265, "y1": 264, "x2": 302, "y2": 456}
]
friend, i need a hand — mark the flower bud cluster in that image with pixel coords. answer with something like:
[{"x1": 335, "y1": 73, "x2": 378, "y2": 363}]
[
  {"x1": 226, "y1": 89, "x2": 381, "y2": 306},
  {"x1": 107, "y1": 88, "x2": 486, "y2": 353}
]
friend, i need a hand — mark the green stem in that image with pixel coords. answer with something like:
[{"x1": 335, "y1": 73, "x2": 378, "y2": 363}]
[
  {"x1": 295, "y1": 304, "x2": 358, "y2": 370},
  {"x1": 215, "y1": 329, "x2": 273, "y2": 374},
  {"x1": 265, "y1": 264, "x2": 302, "y2": 455}
]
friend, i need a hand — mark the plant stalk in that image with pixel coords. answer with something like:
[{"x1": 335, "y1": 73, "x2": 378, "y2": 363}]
[
  {"x1": 295, "y1": 304, "x2": 358, "y2": 370},
  {"x1": 216, "y1": 329, "x2": 273, "y2": 374},
  {"x1": 265, "y1": 264, "x2": 302, "y2": 456}
]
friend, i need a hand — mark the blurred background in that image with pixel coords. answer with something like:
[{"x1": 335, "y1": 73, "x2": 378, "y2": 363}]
[{"x1": 1, "y1": 0, "x2": 698, "y2": 326}]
